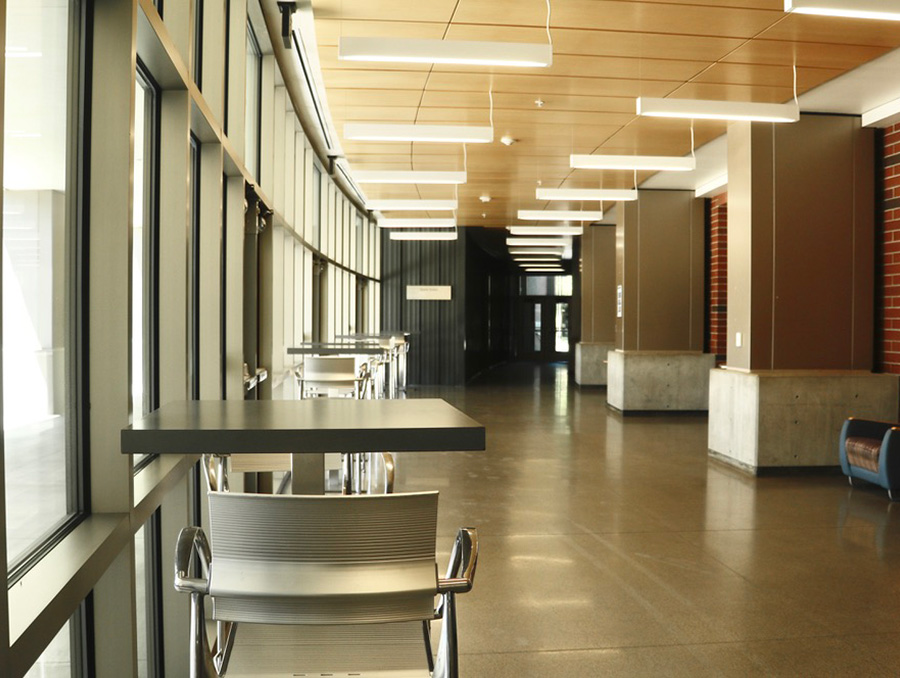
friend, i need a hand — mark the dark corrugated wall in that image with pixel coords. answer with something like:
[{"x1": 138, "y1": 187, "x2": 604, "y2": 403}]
[{"x1": 381, "y1": 231, "x2": 467, "y2": 385}]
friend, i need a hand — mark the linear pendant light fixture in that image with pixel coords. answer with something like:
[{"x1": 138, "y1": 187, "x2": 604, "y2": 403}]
[
  {"x1": 344, "y1": 123, "x2": 494, "y2": 144},
  {"x1": 367, "y1": 199, "x2": 457, "y2": 211},
  {"x1": 508, "y1": 226, "x2": 584, "y2": 236},
  {"x1": 390, "y1": 231, "x2": 458, "y2": 241},
  {"x1": 507, "y1": 237, "x2": 572, "y2": 247},
  {"x1": 570, "y1": 154, "x2": 696, "y2": 172},
  {"x1": 536, "y1": 188, "x2": 638, "y2": 201},
  {"x1": 338, "y1": 37, "x2": 552, "y2": 68},
  {"x1": 354, "y1": 170, "x2": 466, "y2": 185},
  {"x1": 636, "y1": 97, "x2": 799, "y2": 123},
  {"x1": 785, "y1": 0, "x2": 900, "y2": 20},
  {"x1": 508, "y1": 248, "x2": 564, "y2": 256},
  {"x1": 378, "y1": 218, "x2": 456, "y2": 229},
  {"x1": 517, "y1": 209, "x2": 603, "y2": 222}
]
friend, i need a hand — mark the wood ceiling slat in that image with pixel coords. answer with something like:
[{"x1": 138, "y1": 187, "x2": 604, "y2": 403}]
[
  {"x1": 452, "y1": 0, "x2": 782, "y2": 39},
  {"x1": 721, "y1": 39, "x2": 889, "y2": 70},
  {"x1": 690, "y1": 62, "x2": 842, "y2": 89},
  {"x1": 760, "y1": 13, "x2": 900, "y2": 47}
]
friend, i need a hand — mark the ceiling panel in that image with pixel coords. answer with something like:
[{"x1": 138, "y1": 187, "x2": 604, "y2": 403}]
[{"x1": 311, "y1": 0, "x2": 900, "y2": 229}]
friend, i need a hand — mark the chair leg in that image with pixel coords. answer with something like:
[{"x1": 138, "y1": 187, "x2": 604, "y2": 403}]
[
  {"x1": 848, "y1": 476, "x2": 854, "y2": 487},
  {"x1": 890, "y1": 489, "x2": 897, "y2": 502},
  {"x1": 433, "y1": 592, "x2": 459, "y2": 678},
  {"x1": 189, "y1": 592, "x2": 219, "y2": 678}
]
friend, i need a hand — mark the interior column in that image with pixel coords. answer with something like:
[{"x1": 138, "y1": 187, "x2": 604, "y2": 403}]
[
  {"x1": 577, "y1": 224, "x2": 616, "y2": 385},
  {"x1": 607, "y1": 190, "x2": 714, "y2": 411},
  {"x1": 709, "y1": 113, "x2": 899, "y2": 471}
]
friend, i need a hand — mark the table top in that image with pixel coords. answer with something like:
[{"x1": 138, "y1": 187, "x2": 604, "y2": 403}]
[
  {"x1": 121, "y1": 398, "x2": 485, "y2": 455},
  {"x1": 287, "y1": 345, "x2": 385, "y2": 355}
]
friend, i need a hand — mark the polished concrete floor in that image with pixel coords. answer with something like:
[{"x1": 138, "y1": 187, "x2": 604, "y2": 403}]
[{"x1": 400, "y1": 362, "x2": 900, "y2": 677}]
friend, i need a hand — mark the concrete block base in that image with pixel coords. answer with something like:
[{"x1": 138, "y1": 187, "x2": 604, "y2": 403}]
[
  {"x1": 607, "y1": 350, "x2": 716, "y2": 412},
  {"x1": 708, "y1": 368, "x2": 899, "y2": 472},
  {"x1": 575, "y1": 342, "x2": 615, "y2": 386}
]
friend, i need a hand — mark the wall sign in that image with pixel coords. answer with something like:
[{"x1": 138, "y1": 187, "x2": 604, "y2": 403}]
[{"x1": 407, "y1": 285, "x2": 452, "y2": 301}]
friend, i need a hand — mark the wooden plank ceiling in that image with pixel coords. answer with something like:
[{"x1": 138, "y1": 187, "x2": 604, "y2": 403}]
[{"x1": 311, "y1": 0, "x2": 900, "y2": 227}]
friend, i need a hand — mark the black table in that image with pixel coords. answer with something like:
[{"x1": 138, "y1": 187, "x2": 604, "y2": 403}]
[{"x1": 122, "y1": 398, "x2": 485, "y2": 492}]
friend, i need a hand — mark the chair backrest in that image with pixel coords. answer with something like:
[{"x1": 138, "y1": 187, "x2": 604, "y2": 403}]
[
  {"x1": 206, "y1": 491, "x2": 439, "y2": 625},
  {"x1": 304, "y1": 355, "x2": 357, "y2": 381}
]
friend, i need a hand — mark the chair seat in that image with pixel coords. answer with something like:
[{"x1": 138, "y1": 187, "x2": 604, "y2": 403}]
[
  {"x1": 224, "y1": 621, "x2": 432, "y2": 678},
  {"x1": 846, "y1": 436, "x2": 882, "y2": 473}
]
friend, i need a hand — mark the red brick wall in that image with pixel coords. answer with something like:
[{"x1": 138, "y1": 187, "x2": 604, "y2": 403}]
[
  {"x1": 708, "y1": 194, "x2": 728, "y2": 361},
  {"x1": 880, "y1": 124, "x2": 900, "y2": 374}
]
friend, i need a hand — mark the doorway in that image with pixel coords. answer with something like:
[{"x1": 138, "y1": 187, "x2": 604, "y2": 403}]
[{"x1": 518, "y1": 298, "x2": 570, "y2": 361}]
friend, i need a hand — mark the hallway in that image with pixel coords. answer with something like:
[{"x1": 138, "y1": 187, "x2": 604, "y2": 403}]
[{"x1": 401, "y1": 363, "x2": 900, "y2": 676}]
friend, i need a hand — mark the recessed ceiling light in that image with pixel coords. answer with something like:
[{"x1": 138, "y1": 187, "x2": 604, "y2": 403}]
[
  {"x1": 339, "y1": 36, "x2": 553, "y2": 67},
  {"x1": 570, "y1": 154, "x2": 696, "y2": 172},
  {"x1": 508, "y1": 226, "x2": 584, "y2": 236},
  {"x1": 536, "y1": 188, "x2": 638, "y2": 201},
  {"x1": 367, "y1": 199, "x2": 458, "y2": 211},
  {"x1": 500, "y1": 135, "x2": 517, "y2": 146},
  {"x1": 518, "y1": 209, "x2": 603, "y2": 222},
  {"x1": 534, "y1": 99, "x2": 545, "y2": 108},
  {"x1": 479, "y1": 194, "x2": 491, "y2": 203},
  {"x1": 344, "y1": 123, "x2": 494, "y2": 144},
  {"x1": 354, "y1": 170, "x2": 467, "y2": 185},
  {"x1": 389, "y1": 231, "x2": 458, "y2": 241},
  {"x1": 506, "y1": 237, "x2": 572, "y2": 247},
  {"x1": 636, "y1": 97, "x2": 799, "y2": 123},
  {"x1": 784, "y1": 0, "x2": 900, "y2": 20},
  {"x1": 508, "y1": 248, "x2": 564, "y2": 256},
  {"x1": 378, "y1": 218, "x2": 457, "y2": 229}
]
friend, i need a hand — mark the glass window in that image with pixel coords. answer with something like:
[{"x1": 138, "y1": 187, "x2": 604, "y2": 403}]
[
  {"x1": 312, "y1": 165, "x2": 322, "y2": 250},
  {"x1": 522, "y1": 275, "x2": 572, "y2": 296},
  {"x1": 133, "y1": 65, "x2": 159, "y2": 471},
  {"x1": 4, "y1": 0, "x2": 82, "y2": 568},
  {"x1": 192, "y1": 0, "x2": 204, "y2": 87},
  {"x1": 555, "y1": 302, "x2": 570, "y2": 353},
  {"x1": 245, "y1": 21, "x2": 261, "y2": 181},
  {"x1": 189, "y1": 135, "x2": 201, "y2": 400},
  {"x1": 135, "y1": 513, "x2": 162, "y2": 678},
  {"x1": 24, "y1": 619, "x2": 71, "y2": 677}
]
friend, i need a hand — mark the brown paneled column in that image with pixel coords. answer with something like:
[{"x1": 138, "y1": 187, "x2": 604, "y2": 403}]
[
  {"x1": 710, "y1": 114, "x2": 898, "y2": 471},
  {"x1": 607, "y1": 190, "x2": 715, "y2": 411},
  {"x1": 576, "y1": 225, "x2": 616, "y2": 385}
]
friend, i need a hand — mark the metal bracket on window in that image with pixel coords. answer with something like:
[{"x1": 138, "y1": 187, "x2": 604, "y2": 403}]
[{"x1": 277, "y1": 3, "x2": 298, "y2": 49}]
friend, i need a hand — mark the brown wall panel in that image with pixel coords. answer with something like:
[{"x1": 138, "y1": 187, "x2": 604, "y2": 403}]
[
  {"x1": 727, "y1": 114, "x2": 875, "y2": 371},
  {"x1": 617, "y1": 191, "x2": 705, "y2": 351},
  {"x1": 581, "y1": 225, "x2": 616, "y2": 343}
]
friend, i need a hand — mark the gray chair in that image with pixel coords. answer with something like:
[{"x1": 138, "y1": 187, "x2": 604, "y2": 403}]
[{"x1": 174, "y1": 490, "x2": 477, "y2": 677}]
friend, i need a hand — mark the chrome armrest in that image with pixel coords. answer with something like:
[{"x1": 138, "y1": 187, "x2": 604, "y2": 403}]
[
  {"x1": 174, "y1": 526, "x2": 212, "y2": 595},
  {"x1": 438, "y1": 528, "x2": 478, "y2": 594}
]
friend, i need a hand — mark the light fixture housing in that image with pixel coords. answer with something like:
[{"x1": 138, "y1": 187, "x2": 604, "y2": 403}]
[
  {"x1": 339, "y1": 36, "x2": 552, "y2": 67},
  {"x1": 389, "y1": 231, "x2": 458, "y2": 241},
  {"x1": 367, "y1": 199, "x2": 457, "y2": 211},
  {"x1": 636, "y1": 97, "x2": 799, "y2": 123},
  {"x1": 506, "y1": 237, "x2": 572, "y2": 247},
  {"x1": 344, "y1": 123, "x2": 493, "y2": 144},
  {"x1": 536, "y1": 187, "x2": 638, "y2": 201},
  {"x1": 354, "y1": 170, "x2": 466, "y2": 185},
  {"x1": 517, "y1": 209, "x2": 603, "y2": 222},
  {"x1": 513, "y1": 257, "x2": 562, "y2": 262},
  {"x1": 508, "y1": 226, "x2": 584, "y2": 236},
  {"x1": 508, "y1": 248, "x2": 564, "y2": 256},
  {"x1": 378, "y1": 218, "x2": 456, "y2": 229},
  {"x1": 500, "y1": 135, "x2": 517, "y2": 146},
  {"x1": 784, "y1": 0, "x2": 900, "y2": 20},
  {"x1": 695, "y1": 175, "x2": 728, "y2": 198},
  {"x1": 570, "y1": 154, "x2": 696, "y2": 172}
]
